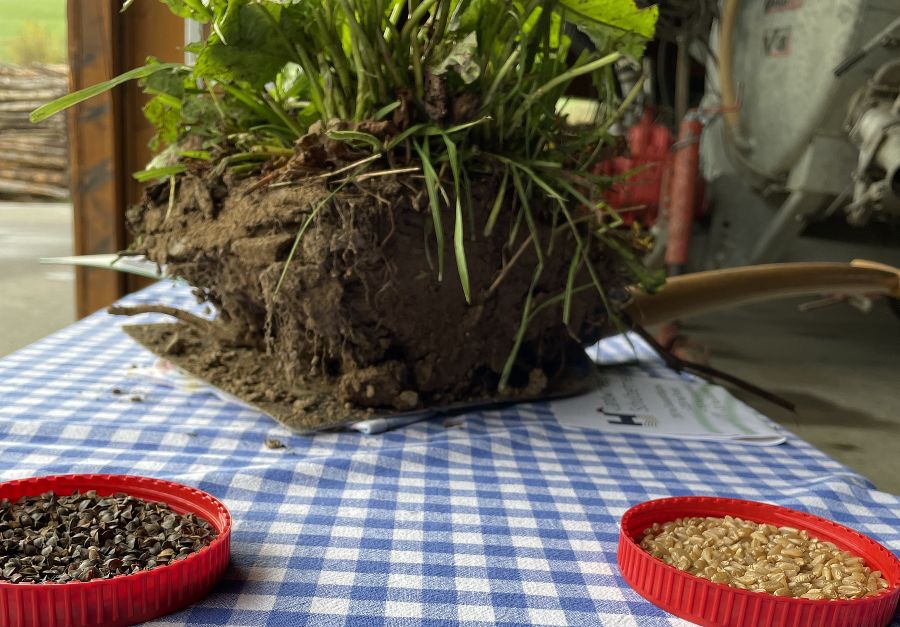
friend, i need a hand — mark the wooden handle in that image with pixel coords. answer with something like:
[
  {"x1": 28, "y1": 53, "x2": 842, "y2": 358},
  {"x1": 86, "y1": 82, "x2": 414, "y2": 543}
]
[{"x1": 623, "y1": 260, "x2": 900, "y2": 327}]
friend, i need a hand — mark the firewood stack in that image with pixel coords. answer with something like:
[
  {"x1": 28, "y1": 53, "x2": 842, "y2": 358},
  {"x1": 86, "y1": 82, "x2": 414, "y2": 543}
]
[{"x1": 0, "y1": 64, "x2": 69, "y2": 201}]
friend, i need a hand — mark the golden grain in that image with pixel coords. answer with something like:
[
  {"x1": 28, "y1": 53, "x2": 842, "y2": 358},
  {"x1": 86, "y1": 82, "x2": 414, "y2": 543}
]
[{"x1": 639, "y1": 516, "x2": 889, "y2": 600}]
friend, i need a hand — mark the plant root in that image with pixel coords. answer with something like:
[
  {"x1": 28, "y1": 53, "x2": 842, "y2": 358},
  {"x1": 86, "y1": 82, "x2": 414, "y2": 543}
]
[{"x1": 107, "y1": 304, "x2": 253, "y2": 348}]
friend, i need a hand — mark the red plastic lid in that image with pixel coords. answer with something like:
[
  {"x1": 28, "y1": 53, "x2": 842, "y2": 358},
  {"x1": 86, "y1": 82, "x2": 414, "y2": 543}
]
[
  {"x1": 0, "y1": 474, "x2": 231, "y2": 627},
  {"x1": 618, "y1": 496, "x2": 900, "y2": 627}
]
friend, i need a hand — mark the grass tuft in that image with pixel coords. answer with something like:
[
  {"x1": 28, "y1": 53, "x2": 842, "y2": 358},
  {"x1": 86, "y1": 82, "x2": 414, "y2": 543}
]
[{"x1": 36, "y1": 0, "x2": 661, "y2": 383}]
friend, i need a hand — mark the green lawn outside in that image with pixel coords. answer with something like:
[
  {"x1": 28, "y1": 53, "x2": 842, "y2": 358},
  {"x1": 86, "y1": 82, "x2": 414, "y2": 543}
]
[{"x1": 0, "y1": 0, "x2": 66, "y2": 64}]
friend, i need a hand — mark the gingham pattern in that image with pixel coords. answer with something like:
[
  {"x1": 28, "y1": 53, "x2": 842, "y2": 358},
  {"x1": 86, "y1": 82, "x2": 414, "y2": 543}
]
[{"x1": 0, "y1": 281, "x2": 897, "y2": 626}]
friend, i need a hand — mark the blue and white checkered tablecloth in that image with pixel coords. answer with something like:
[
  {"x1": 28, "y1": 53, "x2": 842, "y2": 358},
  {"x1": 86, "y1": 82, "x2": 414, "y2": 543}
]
[{"x1": 0, "y1": 281, "x2": 897, "y2": 626}]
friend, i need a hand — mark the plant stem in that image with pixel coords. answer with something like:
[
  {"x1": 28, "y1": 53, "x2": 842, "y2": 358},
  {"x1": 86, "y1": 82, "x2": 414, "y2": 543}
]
[
  {"x1": 483, "y1": 49, "x2": 520, "y2": 110},
  {"x1": 400, "y1": 0, "x2": 440, "y2": 46},
  {"x1": 182, "y1": 0, "x2": 212, "y2": 22},
  {"x1": 315, "y1": 12, "x2": 354, "y2": 100},
  {"x1": 107, "y1": 304, "x2": 251, "y2": 347},
  {"x1": 422, "y1": 0, "x2": 450, "y2": 58},
  {"x1": 340, "y1": 0, "x2": 388, "y2": 100},
  {"x1": 409, "y1": 15, "x2": 425, "y2": 102},
  {"x1": 263, "y1": 94, "x2": 304, "y2": 139},
  {"x1": 372, "y1": 0, "x2": 404, "y2": 87}
]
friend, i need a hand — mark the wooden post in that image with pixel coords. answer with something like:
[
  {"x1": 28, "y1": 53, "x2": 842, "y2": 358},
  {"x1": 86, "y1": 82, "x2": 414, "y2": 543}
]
[
  {"x1": 67, "y1": 1, "x2": 124, "y2": 317},
  {"x1": 67, "y1": 0, "x2": 185, "y2": 316}
]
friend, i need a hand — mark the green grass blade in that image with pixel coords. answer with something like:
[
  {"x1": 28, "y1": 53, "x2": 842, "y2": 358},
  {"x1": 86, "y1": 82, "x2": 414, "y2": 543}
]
[
  {"x1": 132, "y1": 164, "x2": 187, "y2": 182},
  {"x1": 437, "y1": 132, "x2": 471, "y2": 303},
  {"x1": 548, "y1": 201, "x2": 560, "y2": 256},
  {"x1": 507, "y1": 203, "x2": 524, "y2": 249},
  {"x1": 526, "y1": 283, "x2": 593, "y2": 328},
  {"x1": 219, "y1": 83, "x2": 285, "y2": 129},
  {"x1": 384, "y1": 123, "x2": 429, "y2": 151},
  {"x1": 490, "y1": 154, "x2": 563, "y2": 201},
  {"x1": 563, "y1": 237, "x2": 584, "y2": 324},
  {"x1": 512, "y1": 52, "x2": 620, "y2": 126},
  {"x1": 31, "y1": 63, "x2": 183, "y2": 123},
  {"x1": 499, "y1": 262, "x2": 543, "y2": 391},
  {"x1": 423, "y1": 116, "x2": 492, "y2": 136},
  {"x1": 554, "y1": 200, "x2": 621, "y2": 332},
  {"x1": 374, "y1": 100, "x2": 401, "y2": 119},
  {"x1": 483, "y1": 167, "x2": 509, "y2": 237},
  {"x1": 509, "y1": 167, "x2": 543, "y2": 265},
  {"x1": 263, "y1": 95, "x2": 305, "y2": 139},
  {"x1": 413, "y1": 140, "x2": 445, "y2": 282},
  {"x1": 483, "y1": 48, "x2": 520, "y2": 108},
  {"x1": 275, "y1": 177, "x2": 357, "y2": 295},
  {"x1": 552, "y1": 175, "x2": 603, "y2": 219},
  {"x1": 178, "y1": 150, "x2": 212, "y2": 160}
]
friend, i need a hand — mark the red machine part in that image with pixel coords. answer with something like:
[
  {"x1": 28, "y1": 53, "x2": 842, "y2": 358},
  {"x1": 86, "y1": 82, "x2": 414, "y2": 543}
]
[
  {"x1": 595, "y1": 110, "x2": 673, "y2": 227},
  {"x1": 665, "y1": 111, "x2": 704, "y2": 274},
  {"x1": 595, "y1": 109, "x2": 706, "y2": 274}
]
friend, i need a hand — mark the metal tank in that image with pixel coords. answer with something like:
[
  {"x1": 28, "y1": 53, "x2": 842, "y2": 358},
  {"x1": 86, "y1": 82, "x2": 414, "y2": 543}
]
[{"x1": 698, "y1": 0, "x2": 900, "y2": 268}]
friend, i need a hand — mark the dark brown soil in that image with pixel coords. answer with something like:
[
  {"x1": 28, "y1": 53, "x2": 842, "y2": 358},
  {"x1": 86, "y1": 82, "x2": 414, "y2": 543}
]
[
  {"x1": 123, "y1": 322, "x2": 602, "y2": 433},
  {"x1": 123, "y1": 323, "x2": 368, "y2": 431},
  {"x1": 124, "y1": 142, "x2": 626, "y2": 428}
]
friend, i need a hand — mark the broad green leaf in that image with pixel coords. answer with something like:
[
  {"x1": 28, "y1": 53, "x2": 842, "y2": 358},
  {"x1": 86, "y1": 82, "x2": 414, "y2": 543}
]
[
  {"x1": 142, "y1": 64, "x2": 190, "y2": 99},
  {"x1": 158, "y1": 0, "x2": 216, "y2": 22},
  {"x1": 195, "y1": 1, "x2": 296, "y2": 89},
  {"x1": 276, "y1": 62, "x2": 309, "y2": 99},
  {"x1": 430, "y1": 32, "x2": 481, "y2": 84},
  {"x1": 143, "y1": 95, "x2": 181, "y2": 150},
  {"x1": 556, "y1": 0, "x2": 658, "y2": 59},
  {"x1": 31, "y1": 62, "x2": 182, "y2": 123}
]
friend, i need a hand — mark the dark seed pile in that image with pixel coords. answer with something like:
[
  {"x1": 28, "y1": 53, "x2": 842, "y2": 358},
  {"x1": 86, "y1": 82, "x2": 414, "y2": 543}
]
[{"x1": 0, "y1": 490, "x2": 217, "y2": 583}]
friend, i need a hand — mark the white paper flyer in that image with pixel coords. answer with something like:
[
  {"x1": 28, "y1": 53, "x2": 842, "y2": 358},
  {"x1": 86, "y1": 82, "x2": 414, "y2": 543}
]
[{"x1": 549, "y1": 372, "x2": 786, "y2": 446}]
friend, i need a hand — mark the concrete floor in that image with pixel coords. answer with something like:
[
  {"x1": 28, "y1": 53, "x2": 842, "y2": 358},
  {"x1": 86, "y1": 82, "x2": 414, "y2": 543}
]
[
  {"x1": 0, "y1": 203, "x2": 897, "y2": 492},
  {"x1": 0, "y1": 201, "x2": 74, "y2": 356},
  {"x1": 676, "y1": 235, "x2": 900, "y2": 494},
  {"x1": 683, "y1": 296, "x2": 900, "y2": 494}
]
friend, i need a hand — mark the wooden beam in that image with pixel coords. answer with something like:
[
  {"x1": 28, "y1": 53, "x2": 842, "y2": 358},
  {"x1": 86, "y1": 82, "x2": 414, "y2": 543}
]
[{"x1": 67, "y1": 1, "x2": 125, "y2": 318}]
